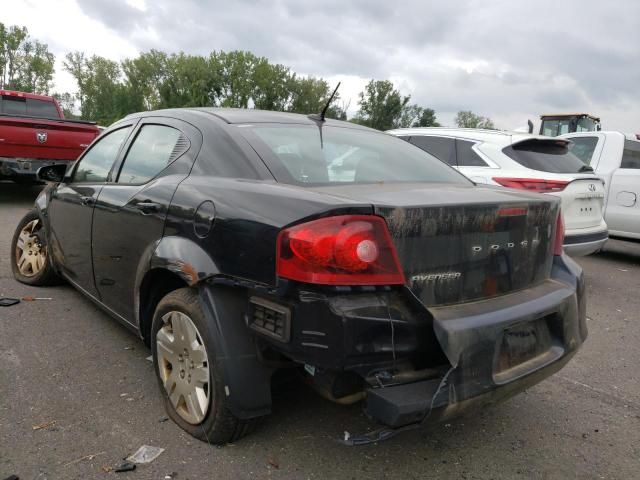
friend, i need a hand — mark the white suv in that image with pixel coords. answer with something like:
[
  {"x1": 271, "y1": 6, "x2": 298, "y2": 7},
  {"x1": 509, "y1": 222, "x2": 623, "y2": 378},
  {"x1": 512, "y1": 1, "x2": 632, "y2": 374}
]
[{"x1": 387, "y1": 128, "x2": 608, "y2": 256}]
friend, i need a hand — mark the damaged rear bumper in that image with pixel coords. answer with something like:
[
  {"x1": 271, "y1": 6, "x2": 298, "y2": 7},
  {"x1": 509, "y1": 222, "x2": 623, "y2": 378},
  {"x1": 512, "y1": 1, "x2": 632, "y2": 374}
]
[
  {"x1": 250, "y1": 254, "x2": 586, "y2": 428},
  {"x1": 365, "y1": 254, "x2": 586, "y2": 427}
]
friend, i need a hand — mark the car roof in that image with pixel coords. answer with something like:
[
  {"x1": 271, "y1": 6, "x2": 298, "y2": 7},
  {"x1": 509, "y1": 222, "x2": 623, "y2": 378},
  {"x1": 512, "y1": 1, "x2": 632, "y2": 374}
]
[
  {"x1": 0, "y1": 89, "x2": 55, "y2": 102},
  {"x1": 126, "y1": 107, "x2": 373, "y2": 130},
  {"x1": 386, "y1": 127, "x2": 558, "y2": 146}
]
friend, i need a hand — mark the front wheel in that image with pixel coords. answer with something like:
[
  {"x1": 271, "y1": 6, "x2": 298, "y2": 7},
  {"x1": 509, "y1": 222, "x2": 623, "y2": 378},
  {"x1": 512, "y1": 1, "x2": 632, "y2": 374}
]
[
  {"x1": 151, "y1": 288, "x2": 259, "y2": 444},
  {"x1": 11, "y1": 210, "x2": 60, "y2": 286}
]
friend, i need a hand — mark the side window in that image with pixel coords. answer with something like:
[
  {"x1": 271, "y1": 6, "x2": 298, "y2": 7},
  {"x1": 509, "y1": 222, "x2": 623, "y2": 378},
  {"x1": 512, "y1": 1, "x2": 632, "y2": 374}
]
[
  {"x1": 73, "y1": 127, "x2": 130, "y2": 183},
  {"x1": 621, "y1": 140, "x2": 640, "y2": 169},
  {"x1": 456, "y1": 139, "x2": 488, "y2": 166},
  {"x1": 409, "y1": 136, "x2": 456, "y2": 166},
  {"x1": 116, "y1": 124, "x2": 187, "y2": 184},
  {"x1": 567, "y1": 136, "x2": 598, "y2": 164}
]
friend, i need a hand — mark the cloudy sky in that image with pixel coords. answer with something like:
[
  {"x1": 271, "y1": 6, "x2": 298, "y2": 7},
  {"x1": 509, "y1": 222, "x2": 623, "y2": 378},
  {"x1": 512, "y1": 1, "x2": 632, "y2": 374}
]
[{"x1": 6, "y1": 0, "x2": 640, "y2": 130}]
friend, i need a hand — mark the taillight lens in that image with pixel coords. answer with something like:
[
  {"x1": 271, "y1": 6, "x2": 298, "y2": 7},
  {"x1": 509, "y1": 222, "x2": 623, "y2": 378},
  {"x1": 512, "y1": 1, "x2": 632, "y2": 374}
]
[
  {"x1": 493, "y1": 177, "x2": 569, "y2": 193},
  {"x1": 277, "y1": 215, "x2": 406, "y2": 285},
  {"x1": 553, "y1": 211, "x2": 565, "y2": 256}
]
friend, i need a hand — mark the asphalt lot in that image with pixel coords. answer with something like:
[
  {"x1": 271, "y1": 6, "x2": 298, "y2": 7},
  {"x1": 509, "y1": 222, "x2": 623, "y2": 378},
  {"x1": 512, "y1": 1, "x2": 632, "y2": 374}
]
[{"x1": 1, "y1": 182, "x2": 639, "y2": 480}]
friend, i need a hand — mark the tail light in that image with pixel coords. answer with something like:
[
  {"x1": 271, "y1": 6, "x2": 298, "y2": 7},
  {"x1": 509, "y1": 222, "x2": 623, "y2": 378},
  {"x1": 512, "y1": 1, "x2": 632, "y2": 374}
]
[
  {"x1": 493, "y1": 177, "x2": 569, "y2": 193},
  {"x1": 553, "y1": 210, "x2": 565, "y2": 256},
  {"x1": 276, "y1": 215, "x2": 406, "y2": 285}
]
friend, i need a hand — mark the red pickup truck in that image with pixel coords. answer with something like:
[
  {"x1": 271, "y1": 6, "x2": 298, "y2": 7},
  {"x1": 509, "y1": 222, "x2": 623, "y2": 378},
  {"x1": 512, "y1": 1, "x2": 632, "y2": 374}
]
[{"x1": 0, "y1": 90, "x2": 101, "y2": 183}]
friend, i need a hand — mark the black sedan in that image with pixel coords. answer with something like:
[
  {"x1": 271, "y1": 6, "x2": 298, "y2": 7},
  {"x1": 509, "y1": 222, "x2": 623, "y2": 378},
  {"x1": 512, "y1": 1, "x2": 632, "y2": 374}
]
[{"x1": 11, "y1": 108, "x2": 587, "y2": 444}]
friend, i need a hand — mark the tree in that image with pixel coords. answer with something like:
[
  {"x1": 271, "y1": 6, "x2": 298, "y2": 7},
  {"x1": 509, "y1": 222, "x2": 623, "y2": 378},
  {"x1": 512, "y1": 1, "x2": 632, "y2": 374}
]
[
  {"x1": 52, "y1": 92, "x2": 78, "y2": 119},
  {"x1": 415, "y1": 108, "x2": 440, "y2": 127},
  {"x1": 396, "y1": 105, "x2": 441, "y2": 128},
  {"x1": 0, "y1": 23, "x2": 54, "y2": 93},
  {"x1": 455, "y1": 110, "x2": 495, "y2": 129},
  {"x1": 354, "y1": 79, "x2": 410, "y2": 131}
]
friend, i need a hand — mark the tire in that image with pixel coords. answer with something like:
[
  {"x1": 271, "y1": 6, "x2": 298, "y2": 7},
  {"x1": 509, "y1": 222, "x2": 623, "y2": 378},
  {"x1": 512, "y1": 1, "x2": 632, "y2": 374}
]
[
  {"x1": 11, "y1": 209, "x2": 61, "y2": 286},
  {"x1": 151, "y1": 287, "x2": 259, "y2": 444}
]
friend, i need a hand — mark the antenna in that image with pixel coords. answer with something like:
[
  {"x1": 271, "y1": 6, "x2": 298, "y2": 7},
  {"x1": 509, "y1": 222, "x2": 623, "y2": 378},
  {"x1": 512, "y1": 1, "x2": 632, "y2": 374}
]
[{"x1": 310, "y1": 82, "x2": 341, "y2": 122}]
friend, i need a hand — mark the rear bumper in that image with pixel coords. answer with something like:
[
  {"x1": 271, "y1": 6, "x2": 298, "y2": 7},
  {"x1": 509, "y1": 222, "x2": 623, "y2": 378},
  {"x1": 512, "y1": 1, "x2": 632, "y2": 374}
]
[
  {"x1": 251, "y1": 254, "x2": 586, "y2": 427},
  {"x1": 366, "y1": 254, "x2": 586, "y2": 427},
  {"x1": 564, "y1": 229, "x2": 608, "y2": 256},
  {"x1": 0, "y1": 157, "x2": 70, "y2": 180}
]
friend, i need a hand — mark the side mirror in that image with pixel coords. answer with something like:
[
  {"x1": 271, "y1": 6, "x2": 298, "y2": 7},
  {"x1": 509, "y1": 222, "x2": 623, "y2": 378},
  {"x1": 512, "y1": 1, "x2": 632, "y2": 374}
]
[{"x1": 37, "y1": 164, "x2": 68, "y2": 183}]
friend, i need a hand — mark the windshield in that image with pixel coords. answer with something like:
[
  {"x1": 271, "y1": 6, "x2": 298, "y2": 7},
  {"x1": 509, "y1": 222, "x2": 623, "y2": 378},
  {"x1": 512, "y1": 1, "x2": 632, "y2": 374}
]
[
  {"x1": 541, "y1": 119, "x2": 571, "y2": 137},
  {"x1": 240, "y1": 124, "x2": 470, "y2": 186},
  {"x1": 503, "y1": 139, "x2": 589, "y2": 173}
]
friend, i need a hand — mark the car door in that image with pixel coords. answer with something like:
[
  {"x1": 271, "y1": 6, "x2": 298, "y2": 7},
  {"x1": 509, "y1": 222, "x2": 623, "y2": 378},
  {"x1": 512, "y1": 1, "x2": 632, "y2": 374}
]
[
  {"x1": 91, "y1": 117, "x2": 202, "y2": 323},
  {"x1": 47, "y1": 124, "x2": 134, "y2": 297},
  {"x1": 606, "y1": 139, "x2": 640, "y2": 237}
]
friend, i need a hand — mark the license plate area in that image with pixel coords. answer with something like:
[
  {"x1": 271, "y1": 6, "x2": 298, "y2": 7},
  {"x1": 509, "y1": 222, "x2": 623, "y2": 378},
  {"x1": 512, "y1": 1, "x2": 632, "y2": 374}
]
[{"x1": 493, "y1": 315, "x2": 564, "y2": 384}]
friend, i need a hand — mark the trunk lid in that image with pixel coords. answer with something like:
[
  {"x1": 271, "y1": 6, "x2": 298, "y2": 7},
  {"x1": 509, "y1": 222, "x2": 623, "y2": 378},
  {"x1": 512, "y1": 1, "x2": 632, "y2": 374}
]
[
  {"x1": 311, "y1": 183, "x2": 559, "y2": 306},
  {"x1": 556, "y1": 176, "x2": 605, "y2": 230}
]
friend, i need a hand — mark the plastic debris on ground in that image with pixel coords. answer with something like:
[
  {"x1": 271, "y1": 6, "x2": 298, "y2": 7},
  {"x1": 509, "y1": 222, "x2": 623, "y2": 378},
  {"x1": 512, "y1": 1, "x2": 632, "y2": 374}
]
[
  {"x1": 32, "y1": 420, "x2": 56, "y2": 431},
  {"x1": 127, "y1": 445, "x2": 165, "y2": 464},
  {"x1": 114, "y1": 462, "x2": 136, "y2": 473},
  {"x1": 0, "y1": 298, "x2": 20, "y2": 307}
]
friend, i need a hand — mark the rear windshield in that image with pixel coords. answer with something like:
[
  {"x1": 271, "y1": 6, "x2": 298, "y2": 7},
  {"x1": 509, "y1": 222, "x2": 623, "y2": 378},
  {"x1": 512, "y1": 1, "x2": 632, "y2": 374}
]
[
  {"x1": 503, "y1": 139, "x2": 589, "y2": 173},
  {"x1": 239, "y1": 124, "x2": 470, "y2": 186},
  {"x1": 0, "y1": 95, "x2": 59, "y2": 118}
]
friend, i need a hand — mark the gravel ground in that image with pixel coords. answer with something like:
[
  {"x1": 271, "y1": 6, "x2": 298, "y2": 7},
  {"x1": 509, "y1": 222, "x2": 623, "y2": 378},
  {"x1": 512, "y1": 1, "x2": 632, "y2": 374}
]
[{"x1": 1, "y1": 182, "x2": 639, "y2": 480}]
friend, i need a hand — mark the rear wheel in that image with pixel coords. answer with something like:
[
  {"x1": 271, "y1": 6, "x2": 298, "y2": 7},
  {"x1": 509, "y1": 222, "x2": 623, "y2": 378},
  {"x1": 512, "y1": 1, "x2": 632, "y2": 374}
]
[
  {"x1": 151, "y1": 288, "x2": 259, "y2": 444},
  {"x1": 11, "y1": 210, "x2": 60, "y2": 286}
]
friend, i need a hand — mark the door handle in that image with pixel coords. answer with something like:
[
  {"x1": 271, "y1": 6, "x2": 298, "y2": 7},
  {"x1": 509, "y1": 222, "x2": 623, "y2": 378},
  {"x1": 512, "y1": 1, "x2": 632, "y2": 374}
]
[
  {"x1": 80, "y1": 196, "x2": 95, "y2": 206},
  {"x1": 135, "y1": 201, "x2": 161, "y2": 214}
]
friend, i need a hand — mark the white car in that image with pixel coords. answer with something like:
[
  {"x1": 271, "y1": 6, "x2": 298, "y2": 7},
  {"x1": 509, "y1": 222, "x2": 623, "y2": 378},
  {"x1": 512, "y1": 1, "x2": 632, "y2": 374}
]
[
  {"x1": 387, "y1": 128, "x2": 608, "y2": 256},
  {"x1": 561, "y1": 131, "x2": 640, "y2": 241}
]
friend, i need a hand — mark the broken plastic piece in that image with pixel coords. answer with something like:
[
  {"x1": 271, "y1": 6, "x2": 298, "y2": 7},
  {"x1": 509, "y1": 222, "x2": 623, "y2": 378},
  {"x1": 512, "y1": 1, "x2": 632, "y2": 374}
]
[
  {"x1": 0, "y1": 298, "x2": 20, "y2": 307},
  {"x1": 127, "y1": 445, "x2": 165, "y2": 464},
  {"x1": 114, "y1": 462, "x2": 136, "y2": 472}
]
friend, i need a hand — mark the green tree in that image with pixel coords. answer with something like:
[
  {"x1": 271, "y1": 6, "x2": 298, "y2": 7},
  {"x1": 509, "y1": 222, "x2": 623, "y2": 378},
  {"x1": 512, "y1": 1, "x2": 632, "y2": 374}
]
[
  {"x1": 52, "y1": 92, "x2": 78, "y2": 119},
  {"x1": 415, "y1": 107, "x2": 440, "y2": 127},
  {"x1": 454, "y1": 110, "x2": 495, "y2": 129},
  {"x1": 0, "y1": 23, "x2": 54, "y2": 93},
  {"x1": 64, "y1": 53, "x2": 129, "y2": 125},
  {"x1": 214, "y1": 50, "x2": 257, "y2": 108},
  {"x1": 354, "y1": 80, "x2": 410, "y2": 130}
]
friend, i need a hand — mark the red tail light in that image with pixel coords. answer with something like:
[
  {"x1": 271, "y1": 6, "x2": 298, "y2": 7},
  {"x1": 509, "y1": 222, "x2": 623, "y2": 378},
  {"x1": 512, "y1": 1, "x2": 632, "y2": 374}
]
[
  {"x1": 493, "y1": 177, "x2": 569, "y2": 193},
  {"x1": 277, "y1": 215, "x2": 406, "y2": 285},
  {"x1": 553, "y1": 210, "x2": 565, "y2": 256}
]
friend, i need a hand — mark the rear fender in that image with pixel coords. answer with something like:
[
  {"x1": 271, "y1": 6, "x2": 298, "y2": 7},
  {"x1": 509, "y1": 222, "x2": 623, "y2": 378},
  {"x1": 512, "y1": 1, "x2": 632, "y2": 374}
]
[
  {"x1": 149, "y1": 236, "x2": 220, "y2": 286},
  {"x1": 198, "y1": 284, "x2": 273, "y2": 419}
]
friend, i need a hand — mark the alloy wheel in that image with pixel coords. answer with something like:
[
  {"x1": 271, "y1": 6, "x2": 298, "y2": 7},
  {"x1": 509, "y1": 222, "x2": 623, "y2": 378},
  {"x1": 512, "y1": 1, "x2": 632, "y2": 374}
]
[
  {"x1": 15, "y1": 219, "x2": 47, "y2": 277},
  {"x1": 156, "y1": 311, "x2": 211, "y2": 424}
]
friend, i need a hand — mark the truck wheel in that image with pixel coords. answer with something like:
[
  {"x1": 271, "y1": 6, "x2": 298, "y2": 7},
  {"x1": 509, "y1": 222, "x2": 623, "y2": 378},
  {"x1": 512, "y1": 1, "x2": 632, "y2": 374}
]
[
  {"x1": 151, "y1": 288, "x2": 259, "y2": 444},
  {"x1": 11, "y1": 210, "x2": 60, "y2": 286}
]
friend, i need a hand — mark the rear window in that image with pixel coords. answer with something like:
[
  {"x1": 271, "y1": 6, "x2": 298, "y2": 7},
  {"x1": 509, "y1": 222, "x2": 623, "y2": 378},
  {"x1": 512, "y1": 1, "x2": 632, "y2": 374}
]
[
  {"x1": 567, "y1": 136, "x2": 599, "y2": 164},
  {"x1": 621, "y1": 140, "x2": 640, "y2": 169},
  {"x1": 1, "y1": 96, "x2": 27, "y2": 115},
  {"x1": 0, "y1": 95, "x2": 59, "y2": 118},
  {"x1": 503, "y1": 139, "x2": 589, "y2": 173},
  {"x1": 241, "y1": 125, "x2": 469, "y2": 186},
  {"x1": 26, "y1": 98, "x2": 59, "y2": 118}
]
